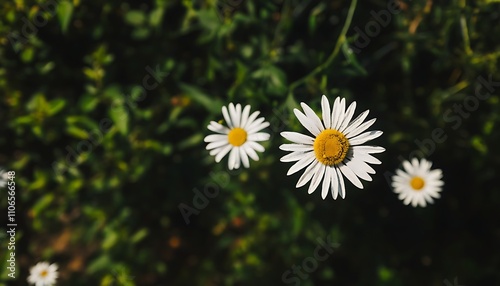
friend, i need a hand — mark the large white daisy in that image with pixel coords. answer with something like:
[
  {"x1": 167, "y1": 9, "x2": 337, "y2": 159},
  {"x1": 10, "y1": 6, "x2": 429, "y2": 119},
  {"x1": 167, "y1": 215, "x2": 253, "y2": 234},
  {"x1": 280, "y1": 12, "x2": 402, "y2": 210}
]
[
  {"x1": 27, "y1": 262, "x2": 58, "y2": 286},
  {"x1": 391, "y1": 158, "x2": 444, "y2": 207},
  {"x1": 205, "y1": 103, "x2": 270, "y2": 170},
  {"x1": 280, "y1": 95, "x2": 384, "y2": 200}
]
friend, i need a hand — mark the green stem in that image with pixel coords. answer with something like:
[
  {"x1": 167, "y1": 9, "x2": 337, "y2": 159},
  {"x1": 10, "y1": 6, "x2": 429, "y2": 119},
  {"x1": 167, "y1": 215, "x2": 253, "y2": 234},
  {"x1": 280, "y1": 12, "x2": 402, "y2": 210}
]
[
  {"x1": 460, "y1": 15, "x2": 472, "y2": 56},
  {"x1": 287, "y1": 0, "x2": 358, "y2": 97}
]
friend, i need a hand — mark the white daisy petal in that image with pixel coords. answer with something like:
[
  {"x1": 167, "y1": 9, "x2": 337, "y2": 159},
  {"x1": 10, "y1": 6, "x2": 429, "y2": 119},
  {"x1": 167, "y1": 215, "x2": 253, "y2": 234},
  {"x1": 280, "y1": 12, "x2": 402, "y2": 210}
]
[
  {"x1": 243, "y1": 144, "x2": 259, "y2": 161},
  {"x1": 330, "y1": 166, "x2": 339, "y2": 199},
  {"x1": 294, "y1": 108, "x2": 321, "y2": 136},
  {"x1": 321, "y1": 95, "x2": 331, "y2": 129},
  {"x1": 281, "y1": 132, "x2": 315, "y2": 144},
  {"x1": 403, "y1": 160, "x2": 414, "y2": 173},
  {"x1": 239, "y1": 147, "x2": 250, "y2": 168},
  {"x1": 281, "y1": 151, "x2": 313, "y2": 162},
  {"x1": 287, "y1": 152, "x2": 316, "y2": 176},
  {"x1": 348, "y1": 131, "x2": 383, "y2": 146},
  {"x1": 279, "y1": 144, "x2": 314, "y2": 152},
  {"x1": 245, "y1": 117, "x2": 266, "y2": 133},
  {"x1": 339, "y1": 101, "x2": 357, "y2": 132},
  {"x1": 345, "y1": 118, "x2": 376, "y2": 138},
  {"x1": 206, "y1": 140, "x2": 229, "y2": 150},
  {"x1": 204, "y1": 134, "x2": 228, "y2": 143},
  {"x1": 308, "y1": 164, "x2": 325, "y2": 194},
  {"x1": 248, "y1": 132, "x2": 270, "y2": 142},
  {"x1": 339, "y1": 163, "x2": 364, "y2": 189},
  {"x1": 352, "y1": 145, "x2": 385, "y2": 154},
  {"x1": 228, "y1": 147, "x2": 237, "y2": 170},
  {"x1": 215, "y1": 145, "x2": 232, "y2": 162},
  {"x1": 345, "y1": 159, "x2": 372, "y2": 181},
  {"x1": 208, "y1": 121, "x2": 230, "y2": 134},
  {"x1": 247, "y1": 121, "x2": 270, "y2": 134},
  {"x1": 235, "y1": 104, "x2": 242, "y2": 126},
  {"x1": 332, "y1": 97, "x2": 346, "y2": 130},
  {"x1": 336, "y1": 167, "x2": 346, "y2": 199},
  {"x1": 222, "y1": 105, "x2": 233, "y2": 128},
  {"x1": 296, "y1": 160, "x2": 320, "y2": 188},
  {"x1": 301, "y1": 102, "x2": 324, "y2": 131},
  {"x1": 240, "y1": 105, "x2": 251, "y2": 129},
  {"x1": 353, "y1": 151, "x2": 381, "y2": 165},
  {"x1": 228, "y1": 103, "x2": 239, "y2": 127},
  {"x1": 343, "y1": 110, "x2": 370, "y2": 135},
  {"x1": 233, "y1": 148, "x2": 241, "y2": 169},
  {"x1": 245, "y1": 110, "x2": 261, "y2": 127},
  {"x1": 330, "y1": 97, "x2": 341, "y2": 129},
  {"x1": 321, "y1": 167, "x2": 332, "y2": 199},
  {"x1": 246, "y1": 141, "x2": 265, "y2": 152}
]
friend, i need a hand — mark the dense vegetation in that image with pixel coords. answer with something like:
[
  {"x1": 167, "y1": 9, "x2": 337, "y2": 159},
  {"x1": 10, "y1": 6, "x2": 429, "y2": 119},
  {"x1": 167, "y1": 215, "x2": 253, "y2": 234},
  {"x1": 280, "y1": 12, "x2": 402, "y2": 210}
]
[{"x1": 1, "y1": 0, "x2": 499, "y2": 285}]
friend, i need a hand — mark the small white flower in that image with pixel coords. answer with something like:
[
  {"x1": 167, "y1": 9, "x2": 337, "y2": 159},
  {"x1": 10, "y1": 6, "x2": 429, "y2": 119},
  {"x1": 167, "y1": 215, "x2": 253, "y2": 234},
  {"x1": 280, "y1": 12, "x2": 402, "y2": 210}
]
[
  {"x1": 0, "y1": 169, "x2": 10, "y2": 188},
  {"x1": 280, "y1": 95, "x2": 384, "y2": 200},
  {"x1": 27, "y1": 262, "x2": 58, "y2": 286},
  {"x1": 391, "y1": 158, "x2": 444, "y2": 207},
  {"x1": 205, "y1": 103, "x2": 270, "y2": 170}
]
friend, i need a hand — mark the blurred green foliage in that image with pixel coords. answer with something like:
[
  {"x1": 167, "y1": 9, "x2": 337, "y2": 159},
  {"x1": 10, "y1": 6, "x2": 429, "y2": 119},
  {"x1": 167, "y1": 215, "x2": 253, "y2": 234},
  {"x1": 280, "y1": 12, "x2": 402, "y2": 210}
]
[{"x1": 0, "y1": 0, "x2": 500, "y2": 285}]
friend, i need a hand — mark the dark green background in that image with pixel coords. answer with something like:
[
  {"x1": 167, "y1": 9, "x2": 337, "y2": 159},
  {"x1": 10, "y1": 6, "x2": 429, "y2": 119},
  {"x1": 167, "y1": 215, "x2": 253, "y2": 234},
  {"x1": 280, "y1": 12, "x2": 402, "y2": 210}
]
[{"x1": 1, "y1": 0, "x2": 499, "y2": 285}]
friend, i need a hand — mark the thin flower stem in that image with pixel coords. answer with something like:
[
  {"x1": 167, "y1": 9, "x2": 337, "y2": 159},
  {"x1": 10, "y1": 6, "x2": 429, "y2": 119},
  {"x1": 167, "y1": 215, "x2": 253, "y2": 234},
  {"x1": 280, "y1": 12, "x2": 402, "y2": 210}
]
[
  {"x1": 460, "y1": 15, "x2": 472, "y2": 56},
  {"x1": 287, "y1": 0, "x2": 358, "y2": 99}
]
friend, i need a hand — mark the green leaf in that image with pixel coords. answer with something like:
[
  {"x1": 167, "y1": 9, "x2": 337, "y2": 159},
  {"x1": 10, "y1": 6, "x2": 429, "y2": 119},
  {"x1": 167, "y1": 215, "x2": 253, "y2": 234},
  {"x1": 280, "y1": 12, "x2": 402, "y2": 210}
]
[
  {"x1": 109, "y1": 104, "x2": 129, "y2": 135},
  {"x1": 125, "y1": 10, "x2": 146, "y2": 26},
  {"x1": 33, "y1": 194, "x2": 54, "y2": 217},
  {"x1": 57, "y1": 1, "x2": 74, "y2": 34},
  {"x1": 66, "y1": 116, "x2": 99, "y2": 130},
  {"x1": 149, "y1": 8, "x2": 164, "y2": 27},
  {"x1": 66, "y1": 125, "x2": 89, "y2": 139},
  {"x1": 48, "y1": 99, "x2": 66, "y2": 116},
  {"x1": 178, "y1": 133, "x2": 203, "y2": 150},
  {"x1": 179, "y1": 83, "x2": 222, "y2": 113},
  {"x1": 342, "y1": 41, "x2": 367, "y2": 76},
  {"x1": 21, "y1": 47, "x2": 34, "y2": 62},
  {"x1": 131, "y1": 228, "x2": 149, "y2": 244}
]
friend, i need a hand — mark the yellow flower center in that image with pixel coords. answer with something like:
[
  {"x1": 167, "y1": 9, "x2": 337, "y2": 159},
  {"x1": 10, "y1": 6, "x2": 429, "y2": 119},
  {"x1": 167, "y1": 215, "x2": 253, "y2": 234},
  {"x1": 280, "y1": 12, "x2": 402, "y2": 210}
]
[
  {"x1": 410, "y1": 176, "x2": 425, "y2": 190},
  {"x1": 228, "y1": 128, "x2": 247, "y2": 146},
  {"x1": 40, "y1": 270, "x2": 48, "y2": 277},
  {"x1": 313, "y1": 129, "x2": 350, "y2": 166}
]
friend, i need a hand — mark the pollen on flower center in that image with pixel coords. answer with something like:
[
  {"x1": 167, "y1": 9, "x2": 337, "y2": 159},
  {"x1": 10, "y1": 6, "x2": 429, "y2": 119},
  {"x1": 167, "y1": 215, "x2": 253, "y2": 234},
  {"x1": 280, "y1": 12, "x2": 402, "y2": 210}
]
[
  {"x1": 313, "y1": 129, "x2": 350, "y2": 166},
  {"x1": 228, "y1": 127, "x2": 247, "y2": 146},
  {"x1": 410, "y1": 176, "x2": 425, "y2": 190},
  {"x1": 40, "y1": 270, "x2": 48, "y2": 277}
]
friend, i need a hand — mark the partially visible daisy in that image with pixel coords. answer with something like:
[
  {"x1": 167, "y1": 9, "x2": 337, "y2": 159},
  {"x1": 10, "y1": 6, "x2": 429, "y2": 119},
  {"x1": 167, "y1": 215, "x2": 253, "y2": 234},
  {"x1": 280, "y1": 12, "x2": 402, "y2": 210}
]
[
  {"x1": 205, "y1": 103, "x2": 270, "y2": 170},
  {"x1": 280, "y1": 95, "x2": 384, "y2": 200},
  {"x1": 391, "y1": 158, "x2": 444, "y2": 207},
  {"x1": 0, "y1": 169, "x2": 9, "y2": 188},
  {"x1": 27, "y1": 262, "x2": 58, "y2": 286}
]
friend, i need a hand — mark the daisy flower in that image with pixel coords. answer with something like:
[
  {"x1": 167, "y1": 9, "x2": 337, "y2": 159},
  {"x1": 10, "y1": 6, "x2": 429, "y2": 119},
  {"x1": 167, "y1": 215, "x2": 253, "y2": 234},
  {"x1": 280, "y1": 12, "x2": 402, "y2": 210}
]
[
  {"x1": 280, "y1": 95, "x2": 384, "y2": 200},
  {"x1": 391, "y1": 158, "x2": 444, "y2": 207},
  {"x1": 27, "y1": 262, "x2": 58, "y2": 286},
  {"x1": 0, "y1": 169, "x2": 9, "y2": 188},
  {"x1": 205, "y1": 103, "x2": 270, "y2": 170}
]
